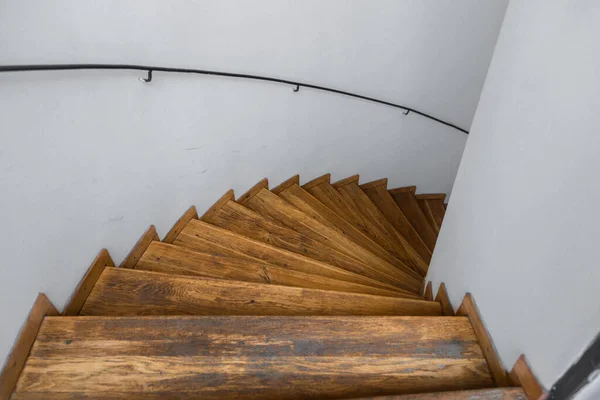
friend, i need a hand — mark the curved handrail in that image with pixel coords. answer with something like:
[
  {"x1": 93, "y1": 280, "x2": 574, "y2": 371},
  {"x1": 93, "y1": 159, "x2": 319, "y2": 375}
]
[{"x1": 0, "y1": 64, "x2": 468, "y2": 134}]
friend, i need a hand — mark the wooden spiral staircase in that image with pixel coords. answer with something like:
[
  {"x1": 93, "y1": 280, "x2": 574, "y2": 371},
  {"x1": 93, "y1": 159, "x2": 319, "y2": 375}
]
[{"x1": 0, "y1": 174, "x2": 544, "y2": 399}]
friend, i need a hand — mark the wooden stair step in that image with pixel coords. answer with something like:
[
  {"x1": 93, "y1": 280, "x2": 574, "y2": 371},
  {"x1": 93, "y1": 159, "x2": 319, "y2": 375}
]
[
  {"x1": 14, "y1": 315, "x2": 492, "y2": 399},
  {"x1": 239, "y1": 187, "x2": 422, "y2": 292},
  {"x1": 174, "y1": 219, "x2": 412, "y2": 294},
  {"x1": 388, "y1": 186, "x2": 438, "y2": 251},
  {"x1": 136, "y1": 241, "x2": 416, "y2": 298},
  {"x1": 346, "y1": 387, "x2": 526, "y2": 399},
  {"x1": 333, "y1": 177, "x2": 428, "y2": 277},
  {"x1": 360, "y1": 179, "x2": 432, "y2": 265},
  {"x1": 79, "y1": 268, "x2": 441, "y2": 316},
  {"x1": 202, "y1": 195, "x2": 392, "y2": 286},
  {"x1": 416, "y1": 196, "x2": 446, "y2": 233}
]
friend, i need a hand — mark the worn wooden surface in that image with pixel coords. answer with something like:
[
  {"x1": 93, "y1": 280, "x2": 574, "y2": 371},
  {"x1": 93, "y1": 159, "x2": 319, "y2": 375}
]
[
  {"x1": 119, "y1": 225, "x2": 159, "y2": 269},
  {"x1": 281, "y1": 183, "x2": 406, "y2": 270},
  {"x1": 336, "y1": 181, "x2": 428, "y2": 277},
  {"x1": 236, "y1": 178, "x2": 269, "y2": 204},
  {"x1": 202, "y1": 199, "x2": 393, "y2": 284},
  {"x1": 435, "y1": 283, "x2": 455, "y2": 316},
  {"x1": 359, "y1": 177, "x2": 388, "y2": 190},
  {"x1": 243, "y1": 188, "x2": 422, "y2": 292},
  {"x1": 63, "y1": 249, "x2": 115, "y2": 316},
  {"x1": 424, "y1": 282, "x2": 433, "y2": 301},
  {"x1": 79, "y1": 268, "x2": 441, "y2": 316},
  {"x1": 0, "y1": 294, "x2": 58, "y2": 400},
  {"x1": 14, "y1": 315, "x2": 492, "y2": 399},
  {"x1": 136, "y1": 242, "x2": 414, "y2": 298},
  {"x1": 271, "y1": 174, "x2": 300, "y2": 194},
  {"x1": 162, "y1": 206, "x2": 198, "y2": 243},
  {"x1": 175, "y1": 220, "x2": 406, "y2": 293},
  {"x1": 346, "y1": 387, "x2": 527, "y2": 399},
  {"x1": 302, "y1": 172, "x2": 331, "y2": 189},
  {"x1": 331, "y1": 174, "x2": 360, "y2": 188},
  {"x1": 362, "y1": 182, "x2": 432, "y2": 266},
  {"x1": 389, "y1": 187, "x2": 438, "y2": 251},
  {"x1": 417, "y1": 199, "x2": 441, "y2": 234},
  {"x1": 199, "y1": 189, "x2": 235, "y2": 222},
  {"x1": 415, "y1": 193, "x2": 447, "y2": 202},
  {"x1": 509, "y1": 355, "x2": 545, "y2": 400},
  {"x1": 427, "y1": 198, "x2": 446, "y2": 230},
  {"x1": 457, "y1": 293, "x2": 510, "y2": 387}
]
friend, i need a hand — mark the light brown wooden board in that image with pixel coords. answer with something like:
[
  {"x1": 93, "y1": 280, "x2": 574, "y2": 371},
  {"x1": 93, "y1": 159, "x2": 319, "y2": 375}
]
[
  {"x1": 417, "y1": 199, "x2": 440, "y2": 234},
  {"x1": 136, "y1": 241, "x2": 415, "y2": 298},
  {"x1": 243, "y1": 188, "x2": 422, "y2": 292},
  {"x1": 162, "y1": 206, "x2": 198, "y2": 243},
  {"x1": 302, "y1": 172, "x2": 331, "y2": 189},
  {"x1": 203, "y1": 199, "x2": 397, "y2": 288},
  {"x1": 199, "y1": 189, "x2": 235, "y2": 222},
  {"x1": 15, "y1": 315, "x2": 492, "y2": 399},
  {"x1": 0, "y1": 294, "x2": 58, "y2": 400},
  {"x1": 175, "y1": 219, "x2": 407, "y2": 293},
  {"x1": 119, "y1": 225, "x2": 159, "y2": 269},
  {"x1": 424, "y1": 282, "x2": 433, "y2": 301},
  {"x1": 427, "y1": 198, "x2": 446, "y2": 229},
  {"x1": 79, "y1": 268, "x2": 441, "y2": 317},
  {"x1": 362, "y1": 183, "x2": 432, "y2": 266},
  {"x1": 331, "y1": 174, "x2": 360, "y2": 188},
  {"x1": 285, "y1": 183, "x2": 405, "y2": 269},
  {"x1": 435, "y1": 283, "x2": 455, "y2": 316},
  {"x1": 389, "y1": 187, "x2": 438, "y2": 252},
  {"x1": 345, "y1": 387, "x2": 527, "y2": 399},
  {"x1": 415, "y1": 193, "x2": 447, "y2": 202},
  {"x1": 359, "y1": 177, "x2": 388, "y2": 190},
  {"x1": 271, "y1": 174, "x2": 299, "y2": 194},
  {"x1": 236, "y1": 178, "x2": 268, "y2": 204},
  {"x1": 509, "y1": 355, "x2": 545, "y2": 400},
  {"x1": 336, "y1": 182, "x2": 428, "y2": 277},
  {"x1": 63, "y1": 249, "x2": 115, "y2": 316},
  {"x1": 457, "y1": 293, "x2": 510, "y2": 387}
]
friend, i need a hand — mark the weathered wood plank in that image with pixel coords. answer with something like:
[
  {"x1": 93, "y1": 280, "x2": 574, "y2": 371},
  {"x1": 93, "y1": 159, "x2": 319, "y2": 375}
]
[
  {"x1": 345, "y1": 387, "x2": 527, "y2": 399},
  {"x1": 162, "y1": 206, "x2": 198, "y2": 243},
  {"x1": 435, "y1": 282, "x2": 455, "y2": 316},
  {"x1": 79, "y1": 268, "x2": 441, "y2": 317},
  {"x1": 389, "y1": 187, "x2": 438, "y2": 251},
  {"x1": 136, "y1": 242, "x2": 415, "y2": 298},
  {"x1": 119, "y1": 225, "x2": 159, "y2": 269},
  {"x1": 63, "y1": 249, "x2": 115, "y2": 316},
  {"x1": 509, "y1": 355, "x2": 545, "y2": 400},
  {"x1": 302, "y1": 172, "x2": 331, "y2": 189},
  {"x1": 175, "y1": 219, "x2": 408, "y2": 292},
  {"x1": 361, "y1": 181, "x2": 432, "y2": 267},
  {"x1": 0, "y1": 294, "x2": 58, "y2": 400},
  {"x1": 424, "y1": 281, "x2": 433, "y2": 301},
  {"x1": 243, "y1": 188, "x2": 422, "y2": 292},
  {"x1": 271, "y1": 174, "x2": 300, "y2": 194},
  {"x1": 15, "y1": 315, "x2": 492, "y2": 399},
  {"x1": 236, "y1": 178, "x2": 269, "y2": 204}
]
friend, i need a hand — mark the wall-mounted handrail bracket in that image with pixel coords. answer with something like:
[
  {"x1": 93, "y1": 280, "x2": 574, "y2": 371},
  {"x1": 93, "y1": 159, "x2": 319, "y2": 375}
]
[{"x1": 0, "y1": 63, "x2": 468, "y2": 134}]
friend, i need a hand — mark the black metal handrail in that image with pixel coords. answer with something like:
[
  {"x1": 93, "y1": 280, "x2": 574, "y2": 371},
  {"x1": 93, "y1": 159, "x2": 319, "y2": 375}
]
[{"x1": 0, "y1": 64, "x2": 469, "y2": 134}]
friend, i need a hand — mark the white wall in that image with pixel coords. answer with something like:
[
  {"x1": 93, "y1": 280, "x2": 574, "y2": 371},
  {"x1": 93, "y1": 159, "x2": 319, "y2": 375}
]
[
  {"x1": 428, "y1": 0, "x2": 600, "y2": 390},
  {"x1": 0, "y1": 0, "x2": 507, "y2": 369}
]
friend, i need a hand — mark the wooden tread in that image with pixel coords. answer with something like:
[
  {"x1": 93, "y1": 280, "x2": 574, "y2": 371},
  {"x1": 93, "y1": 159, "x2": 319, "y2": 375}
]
[
  {"x1": 361, "y1": 180, "x2": 432, "y2": 267},
  {"x1": 79, "y1": 268, "x2": 441, "y2": 316},
  {"x1": 136, "y1": 241, "x2": 416, "y2": 298},
  {"x1": 201, "y1": 197, "x2": 396, "y2": 287},
  {"x1": 14, "y1": 315, "x2": 492, "y2": 399},
  {"x1": 174, "y1": 219, "x2": 410, "y2": 293},
  {"x1": 417, "y1": 198, "x2": 446, "y2": 233},
  {"x1": 336, "y1": 180, "x2": 428, "y2": 276},
  {"x1": 241, "y1": 188, "x2": 423, "y2": 292},
  {"x1": 347, "y1": 387, "x2": 526, "y2": 399},
  {"x1": 389, "y1": 186, "x2": 438, "y2": 251}
]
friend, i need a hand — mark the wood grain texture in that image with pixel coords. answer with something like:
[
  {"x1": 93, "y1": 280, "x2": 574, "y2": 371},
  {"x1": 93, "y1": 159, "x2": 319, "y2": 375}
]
[
  {"x1": 346, "y1": 388, "x2": 527, "y2": 399},
  {"x1": 424, "y1": 282, "x2": 433, "y2": 301},
  {"x1": 337, "y1": 181, "x2": 428, "y2": 277},
  {"x1": 389, "y1": 187, "x2": 438, "y2": 251},
  {"x1": 509, "y1": 355, "x2": 545, "y2": 400},
  {"x1": 14, "y1": 315, "x2": 492, "y2": 399},
  {"x1": 416, "y1": 193, "x2": 447, "y2": 202},
  {"x1": 236, "y1": 178, "x2": 268, "y2": 205},
  {"x1": 428, "y1": 198, "x2": 446, "y2": 230},
  {"x1": 199, "y1": 189, "x2": 235, "y2": 222},
  {"x1": 332, "y1": 174, "x2": 360, "y2": 188},
  {"x1": 289, "y1": 182, "x2": 405, "y2": 269},
  {"x1": 175, "y1": 219, "x2": 411, "y2": 293},
  {"x1": 162, "y1": 205, "x2": 198, "y2": 243},
  {"x1": 388, "y1": 186, "x2": 417, "y2": 195},
  {"x1": 435, "y1": 283, "x2": 455, "y2": 316},
  {"x1": 302, "y1": 173, "x2": 331, "y2": 189},
  {"x1": 271, "y1": 175, "x2": 299, "y2": 194},
  {"x1": 119, "y1": 225, "x2": 159, "y2": 269},
  {"x1": 245, "y1": 187, "x2": 422, "y2": 292},
  {"x1": 136, "y1": 241, "x2": 415, "y2": 298},
  {"x1": 362, "y1": 182, "x2": 432, "y2": 266},
  {"x1": 359, "y1": 177, "x2": 388, "y2": 190},
  {"x1": 0, "y1": 294, "x2": 58, "y2": 400},
  {"x1": 63, "y1": 249, "x2": 115, "y2": 316},
  {"x1": 204, "y1": 199, "x2": 395, "y2": 283},
  {"x1": 80, "y1": 268, "x2": 441, "y2": 317},
  {"x1": 418, "y1": 198, "x2": 441, "y2": 234},
  {"x1": 457, "y1": 293, "x2": 510, "y2": 387}
]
